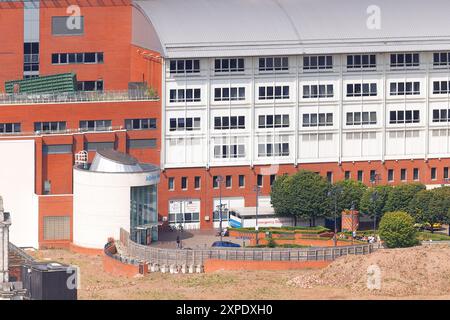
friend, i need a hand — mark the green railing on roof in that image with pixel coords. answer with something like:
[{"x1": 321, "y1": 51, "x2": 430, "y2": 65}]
[{"x1": 5, "y1": 73, "x2": 77, "y2": 94}]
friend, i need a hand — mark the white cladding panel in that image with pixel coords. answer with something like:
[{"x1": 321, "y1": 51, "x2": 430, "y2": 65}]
[{"x1": 0, "y1": 140, "x2": 38, "y2": 248}]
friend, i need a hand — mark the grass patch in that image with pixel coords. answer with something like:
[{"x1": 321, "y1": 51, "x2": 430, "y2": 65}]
[{"x1": 417, "y1": 231, "x2": 450, "y2": 241}]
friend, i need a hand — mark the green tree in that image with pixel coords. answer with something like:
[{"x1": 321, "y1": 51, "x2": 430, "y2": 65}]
[
  {"x1": 384, "y1": 183, "x2": 426, "y2": 212},
  {"x1": 271, "y1": 170, "x2": 329, "y2": 227},
  {"x1": 379, "y1": 211, "x2": 418, "y2": 248},
  {"x1": 332, "y1": 179, "x2": 367, "y2": 213},
  {"x1": 360, "y1": 185, "x2": 392, "y2": 226}
]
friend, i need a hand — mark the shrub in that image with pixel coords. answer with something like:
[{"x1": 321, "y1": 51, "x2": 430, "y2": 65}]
[
  {"x1": 267, "y1": 238, "x2": 276, "y2": 248},
  {"x1": 379, "y1": 211, "x2": 419, "y2": 248}
]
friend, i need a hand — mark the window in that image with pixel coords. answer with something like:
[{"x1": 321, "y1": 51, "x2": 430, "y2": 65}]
[
  {"x1": 433, "y1": 52, "x2": 450, "y2": 67},
  {"x1": 169, "y1": 88, "x2": 201, "y2": 102},
  {"x1": 84, "y1": 141, "x2": 114, "y2": 151},
  {"x1": 52, "y1": 16, "x2": 84, "y2": 35},
  {"x1": 302, "y1": 113, "x2": 333, "y2": 127},
  {"x1": 259, "y1": 57, "x2": 288, "y2": 71},
  {"x1": 258, "y1": 114, "x2": 290, "y2": 128},
  {"x1": 346, "y1": 83, "x2": 377, "y2": 97},
  {"x1": 214, "y1": 116, "x2": 245, "y2": 130},
  {"x1": 344, "y1": 171, "x2": 351, "y2": 180},
  {"x1": 169, "y1": 59, "x2": 200, "y2": 74},
  {"x1": 44, "y1": 180, "x2": 51, "y2": 195},
  {"x1": 215, "y1": 58, "x2": 244, "y2": 72},
  {"x1": 257, "y1": 135, "x2": 290, "y2": 157},
  {"x1": 168, "y1": 177, "x2": 175, "y2": 190},
  {"x1": 326, "y1": 172, "x2": 333, "y2": 183},
  {"x1": 257, "y1": 174, "x2": 263, "y2": 187},
  {"x1": 444, "y1": 167, "x2": 449, "y2": 180},
  {"x1": 43, "y1": 216, "x2": 70, "y2": 240},
  {"x1": 34, "y1": 121, "x2": 66, "y2": 133},
  {"x1": 24, "y1": 42, "x2": 39, "y2": 73},
  {"x1": 390, "y1": 53, "x2": 419, "y2": 68},
  {"x1": 388, "y1": 169, "x2": 394, "y2": 182},
  {"x1": 431, "y1": 167, "x2": 437, "y2": 180},
  {"x1": 127, "y1": 139, "x2": 156, "y2": 149},
  {"x1": 0, "y1": 123, "x2": 21, "y2": 134},
  {"x1": 413, "y1": 168, "x2": 419, "y2": 181},
  {"x1": 181, "y1": 177, "x2": 188, "y2": 190},
  {"x1": 390, "y1": 82, "x2": 420, "y2": 95},
  {"x1": 432, "y1": 109, "x2": 450, "y2": 122},
  {"x1": 169, "y1": 117, "x2": 201, "y2": 131},
  {"x1": 225, "y1": 175, "x2": 232, "y2": 188},
  {"x1": 357, "y1": 170, "x2": 363, "y2": 182},
  {"x1": 213, "y1": 137, "x2": 246, "y2": 159},
  {"x1": 258, "y1": 86, "x2": 289, "y2": 100},
  {"x1": 433, "y1": 81, "x2": 450, "y2": 94},
  {"x1": 194, "y1": 176, "x2": 201, "y2": 189},
  {"x1": 43, "y1": 144, "x2": 72, "y2": 154},
  {"x1": 239, "y1": 175, "x2": 245, "y2": 188},
  {"x1": 303, "y1": 55, "x2": 333, "y2": 70},
  {"x1": 346, "y1": 112, "x2": 377, "y2": 125},
  {"x1": 79, "y1": 120, "x2": 111, "y2": 132},
  {"x1": 401, "y1": 169, "x2": 407, "y2": 181},
  {"x1": 302, "y1": 84, "x2": 334, "y2": 98},
  {"x1": 52, "y1": 52, "x2": 103, "y2": 65},
  {"x1": 347, "y1": 54, "x2": 376, "y2": 69},
  {"x1": 77, "y1": 80, "x2": 103, "y2": 91},
  {"x1": 214, "y1": 87, "x2": 245, "y2": 101},
  {"x1": 270, "y1": 174, "x2": 276, "y2": 186},
  {"x1": 125, "y1": 118, "x2": 157, "y2": 130},
  {"x1": 389, "y1": 110, "x2": 420, "y2": 124},
  {"x1": 213, "y1": 176, "x2": 219, "y2": 188}
]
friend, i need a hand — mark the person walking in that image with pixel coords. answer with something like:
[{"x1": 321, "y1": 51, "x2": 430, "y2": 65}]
[{"x1": 176, "y1": 235, "x2": 181, "y2": 249}]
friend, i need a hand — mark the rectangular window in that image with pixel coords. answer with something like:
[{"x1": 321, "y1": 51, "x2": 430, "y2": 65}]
[
  {"x1": 127, "y1": 139, "x2": 156, "y2": 149},
  {"x1": 181, "y1": 177, "x2": 188, "y2": 190},
  {"x1": 386, "y1": 169, "x2": 393, "y2": 182},
  {"x1": 214, "y1": 58, "x2": 244, "y2": 72},
  {"x1": 213, "y1": 138, "x2": 246, "y2": 159},
  {"x1": 357, "y1": 170, "x2": 363, "y2": 182},
  {"x1": 257, "y1": 174, "x2": 263, "y2": 187},
  {"x1": 43, "y1": 216, "x2": 71, "y2": 241},
  {"x1": 302, "y1": 84, "x2": 334, "y2": 98},
  {"x1": 303, "y1": 55, "x2": 333, "y2": 70},
  {"x1": 346, "y1": 112, "x2": 377, "y2": 125},
  {"x1": 344, "y1": 171, "x2": 351, "y2": 180},
  {"x1": 413, "y1": 168, "x2": 419, "y2": 181},
  {"x1": 194, "y1": 176, "x2": 201, "y2": 189},
  {"x1": 0, "y1": 123, "x2": 21, "y2": 134},
  {"x1": 34, "y1": 121, "x2": 66, "y2": 133},
  {"x1": 346, "y1": 83, "x2": 377, "y2": 97},
  {"x1": 389, "y1": 110, "x2": 420, "y2": 124},
  {"x1": 214, "y1": 116, "x2": 245, "y2": 130},
  {"x1": 84, "y1": 141, "x2": 114, "y2": 151},
  {"x1": 169, "y1": 88, "x2": 201, "y2": 102},
  {"x1": 239, "y1": 175, "x2": 245, "y2": 188},
  {"x1": 169, "y1": 59, "x2": 200, "y2": 74},
  {"x1": 259, "y1": 57, "x2": 288, "y2": 72},
  {"x1": 433, "y1": 52, "x2": 450, "y2": 67},
  {"x1": 390, "y1": 53, "x2": 419, "y2": 68},
  {"x1": 302, "y1": 113, "x2": 333, "y2": 127},
  {"x1": 79, "y1": 120, "x2": 111, "y2": 132},
  {"x1": 43, "y1": 144, "x2": 72, "y2": 154},
  {"x1": 257, "y1": 135, "x2": 290, "y2": 157},
  {"x1": 326, "y1": 172, "x2": 333, "y2": 183},
  {"x1": 225, "y1": 175, "x2": 232, "y2": 188},
  {"x1": 213, "y1": 176, "x2": 219, "y2": 188},
  {"x1": 270, "y1": 174, "x2": 276, "y2": 186},
  {"x1": 347, "y1": 54, "x2": 376, "y2": 69},
  {"x1": 444, "y1": 167, "x2": 449, "y2": 180},
  {"x1": 390, "y1": 82, "x2": 420, "y2": 95},
  {"x1": 169, "y1": 117, "x2": 201, "y2": 131},
  {"x1": 401, "y1": 169, "x2": 407, "y2": 181},
  {"x1": 214, "y1": 87, "x2": 245, "y2": 101},
  {"x1": 258, "y1": 86, "x2": 289, "y2": 100},
  {"x1": 432, "y1": 81, "x2": 450, "y2": 94},
  {"x1": 77, "y1": 80, "x2": 103, "y2": 91},
  {"x1": 125, "y1": 118, "x2": 157, "y2": 130},
  {"x1": 168, "y1": 177, "x2": 175, "y2": 190},
  {"x1": 24, "y1": 42, "x2": 39, "y2": 73},
  {"x1": 259, "y1": 114, "x2": 290, "y2": 128},
  {"x1": 431, "y1": 167, "x2": 437, "y2": 180},
  {"x1": 52, "y1": 16, "x2": 84, "y2": 35},
  {"x1": 52, "y1": 52, "x2": 103, "y2": 65}
]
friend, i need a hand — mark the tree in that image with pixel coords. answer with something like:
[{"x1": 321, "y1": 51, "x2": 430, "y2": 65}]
[
  {"x1": 270, "y1": 170, "x2": 329, "y2": 227},
  {"x1": 379, "y1": 211, "x2": 418, "y2": 248},
  {"x1": 384, "y1": 183, "x2": 426, "y2": 213},
  {"x1": 360, "y1": 185, "x2": 392, "y2": 226},
  {"x1": 332, "y1": 179, "x2": 367, "y2": 213}
]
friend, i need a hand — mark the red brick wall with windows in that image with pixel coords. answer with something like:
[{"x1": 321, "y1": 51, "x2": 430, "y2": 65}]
[{"x1": 38, "y1": 195, "x2": 73, "y2": 248}]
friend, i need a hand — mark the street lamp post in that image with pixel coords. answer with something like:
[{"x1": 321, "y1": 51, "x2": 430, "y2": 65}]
[
  {"x1": 217, "y1": 175, "x2": 224, "y2": 242},
  {"x1": 253, "y1": 185, "x2": 261, "y2": 245}
]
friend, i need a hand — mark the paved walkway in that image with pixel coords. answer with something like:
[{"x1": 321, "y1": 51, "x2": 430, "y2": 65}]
[{"x1": 152, "y1": 229, "x2": 243, "y2": 249}]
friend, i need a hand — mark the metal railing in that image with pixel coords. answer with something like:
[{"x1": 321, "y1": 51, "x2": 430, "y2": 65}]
[
  {"x1": 0, "y1": 90, "x2": 159, "y2": 105},
  {"x1": 118, "y1": 228, "x2": 374, "y2": 266}
]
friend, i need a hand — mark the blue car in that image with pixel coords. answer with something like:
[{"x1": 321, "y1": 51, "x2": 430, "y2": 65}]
[{"x1": 211, "y1": 241, "x2": 241, "y2": 248}]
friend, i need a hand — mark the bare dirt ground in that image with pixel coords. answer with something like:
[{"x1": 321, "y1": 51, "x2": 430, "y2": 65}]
[{"x1": 29, "y1": 245, "x2": 450, "y2": 300}]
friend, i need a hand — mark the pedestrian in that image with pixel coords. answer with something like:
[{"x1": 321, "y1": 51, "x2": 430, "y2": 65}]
[{"x1": 176, "y1": 235, "x2": 180, "y2": 249}]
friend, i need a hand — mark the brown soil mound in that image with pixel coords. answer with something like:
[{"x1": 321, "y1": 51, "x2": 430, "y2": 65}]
[{"x1": 288, "y1": 244, "x2": 450, "y2": 296}]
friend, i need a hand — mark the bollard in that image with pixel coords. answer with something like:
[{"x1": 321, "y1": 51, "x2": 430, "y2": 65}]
[
  {"x1": 160, "y1": 264, "x2": 167, "y2": 273},
  {"x1": 195, "y1": 265, "x2": 203, "y2": 273},
  {"x1": 181, "y1": 264, "x2": 187, "y2": 274},
  {"x1": 188, "y1": 264, "x2": 195, "y2": 273}
]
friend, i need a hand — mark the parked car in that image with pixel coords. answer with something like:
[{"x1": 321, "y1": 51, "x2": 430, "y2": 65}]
[{"x1": 211, "y1": 241, "x2": 241, "y2": 248}]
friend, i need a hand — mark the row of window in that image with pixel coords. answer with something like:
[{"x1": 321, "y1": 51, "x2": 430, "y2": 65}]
[
  {"x1": 42, "y1": 139, "x2": 156, "y2": 155},
  {"x1": 169, "y1": 117, "x2": 201, "y2": 131},
  {"x1": 168, "y1": 53, "x2": 450, "y2": 75},
  {"x1": 168, "y1": 174, "x2": 273, "y2": 191},
  {"x1": 51, "y1": 52, "x2": 103, "y2": 65}
]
